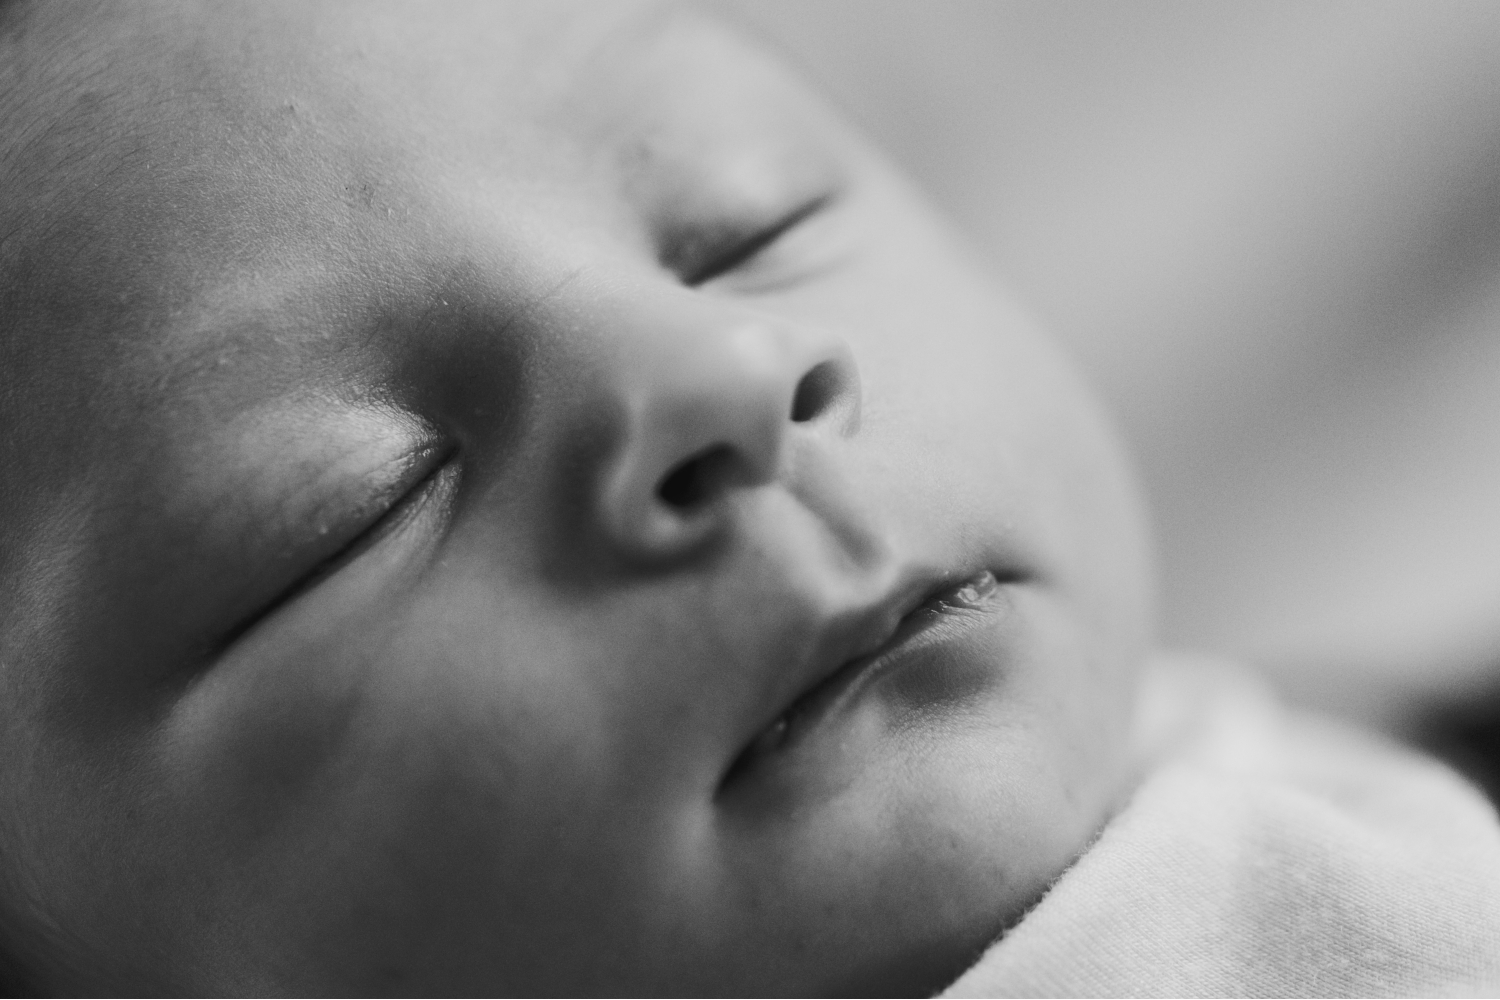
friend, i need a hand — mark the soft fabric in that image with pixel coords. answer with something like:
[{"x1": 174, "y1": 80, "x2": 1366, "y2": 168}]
[{"x1": 942, "y1": 658, "x2": 1500, "y2": 998}]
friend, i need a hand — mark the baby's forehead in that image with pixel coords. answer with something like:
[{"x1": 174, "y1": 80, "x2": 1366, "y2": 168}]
[{"x1": 3, "y1": 0, "x2": 666, "y2": 293}]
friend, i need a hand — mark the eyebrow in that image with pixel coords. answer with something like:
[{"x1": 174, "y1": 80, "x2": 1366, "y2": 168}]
[{"x1": 139, "y1": 266, "x2": 365, "y2": 411}]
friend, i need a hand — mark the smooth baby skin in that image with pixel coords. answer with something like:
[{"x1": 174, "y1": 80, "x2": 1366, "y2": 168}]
[{"x1": 0, "y1": 2, "x2": 1153, "y2": 994}]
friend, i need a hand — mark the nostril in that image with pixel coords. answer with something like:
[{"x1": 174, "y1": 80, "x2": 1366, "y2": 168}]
[
  {"x1": 790, "y1": 360, "x2": 844, "y2": 423},
  {"x1": 657, "y1": 445, "x2": 737, "y2": 509}
]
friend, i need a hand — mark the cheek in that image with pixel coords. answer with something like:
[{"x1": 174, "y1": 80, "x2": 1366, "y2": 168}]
[
  {"x1": 788, "y1": 170, "x2": 1153, "y2": 792},
  {"x1": 146, "y1": 559, "x2": 749, "y2": 991},
  {"x1": 694, "y1": 586, "x2": 1133, "y2": 995},
  {"x1": 132, "y1": 564, "x2": 575, "y2": 984},
  {"x1": 812, "y1": 180, "x2": 1154, "y2": 657}
]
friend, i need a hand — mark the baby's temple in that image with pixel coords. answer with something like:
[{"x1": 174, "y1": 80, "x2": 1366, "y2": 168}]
[{"x1": 0, "y1": 1, "x2": 1497, "y2": 995}]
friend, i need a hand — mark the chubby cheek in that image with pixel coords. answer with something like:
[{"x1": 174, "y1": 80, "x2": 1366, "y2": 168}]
[
  {"x1": 146, "y1": 576, "x2": 697, "y2": 993},
  {"x1": 146, "y1": 632, "x2": 422, "y2": 988},
  {"x1": 678, "y1": 588, "x2": 1128, "y2": 996}
]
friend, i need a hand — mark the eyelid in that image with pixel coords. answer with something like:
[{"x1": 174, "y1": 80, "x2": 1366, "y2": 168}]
[
  {"x1": 681, "y1": 193, "x2": 835, "y2": 287},
  {"x1": 333, "y1": 441, "x2": 455, "y2": 537},
  {"x1": 213, "y1": 441, "x2": 458, "y2": 654}
]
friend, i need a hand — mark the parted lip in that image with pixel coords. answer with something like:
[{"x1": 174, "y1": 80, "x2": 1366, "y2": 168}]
[{"x1": 718, "y1": 561, "x2": 1024, "y2": 789}]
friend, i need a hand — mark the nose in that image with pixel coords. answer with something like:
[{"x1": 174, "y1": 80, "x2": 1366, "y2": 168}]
[{"x1": 596, "y1": 298, "x2": 860, "y2": 563}]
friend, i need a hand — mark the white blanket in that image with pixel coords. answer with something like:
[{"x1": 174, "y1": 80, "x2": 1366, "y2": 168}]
[{"x1": 942, "y1": 658, "x2": 1500, "y2": 998}]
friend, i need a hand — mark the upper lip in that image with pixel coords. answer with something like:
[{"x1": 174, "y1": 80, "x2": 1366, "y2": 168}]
[{"x1": 719, "y1": 561, "x2": 1022, "y2": 788}]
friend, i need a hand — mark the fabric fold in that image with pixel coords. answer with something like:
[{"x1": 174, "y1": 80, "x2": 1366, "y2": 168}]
[{"x1": 942, "y1": 658, "x2": 1500, "y2": 998}]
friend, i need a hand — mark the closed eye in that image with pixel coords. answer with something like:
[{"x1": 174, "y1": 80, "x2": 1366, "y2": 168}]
[
  {"x1": 211, "y1": 443, "x2": 458, "y2": 655},
  {"x1": 680, "y1": 194, "x2": 833, "y2": 287}
]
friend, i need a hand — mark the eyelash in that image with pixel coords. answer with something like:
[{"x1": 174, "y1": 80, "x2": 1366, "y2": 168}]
[
  {"x1": 213, "y1": 445, "x2": 457, "y2": 655},
  {"x1": 681, "y1": 194, "x2": 832, "y2": 288}
]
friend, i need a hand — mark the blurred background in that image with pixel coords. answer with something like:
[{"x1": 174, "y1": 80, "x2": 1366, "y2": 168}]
[{"x1": 715, "y1": 0, "x2": 1500, "y2": 762}]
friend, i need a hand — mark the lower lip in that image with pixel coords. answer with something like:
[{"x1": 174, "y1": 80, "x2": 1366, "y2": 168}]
[{"x1": 725, "y1": 570, "x2": 1013, "y2": 785}]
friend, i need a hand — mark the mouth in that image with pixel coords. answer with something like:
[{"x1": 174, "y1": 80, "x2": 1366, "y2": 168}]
[{"x1": 719, "y1": 567, "x2": 1019, "y2": 790}]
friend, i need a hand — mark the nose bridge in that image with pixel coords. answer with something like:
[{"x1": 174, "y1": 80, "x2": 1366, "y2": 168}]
[{"x1": 590, "y1": 287, "x2": 860, "y2": 564}]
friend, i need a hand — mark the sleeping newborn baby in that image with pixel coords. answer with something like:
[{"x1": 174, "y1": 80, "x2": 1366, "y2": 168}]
[{"x1": 0, "y1": 1, "x2": 1496, "y2": 994}]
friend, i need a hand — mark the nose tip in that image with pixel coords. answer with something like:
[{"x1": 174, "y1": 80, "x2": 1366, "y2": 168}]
[{"x1": 600, "y1": 319, "x2": 859, "y2": 563}]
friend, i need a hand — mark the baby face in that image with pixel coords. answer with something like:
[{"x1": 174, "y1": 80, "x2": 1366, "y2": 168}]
[{"x1": 0, "y1": 1, "x2": 1152, "y2": 993}]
